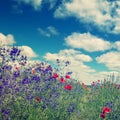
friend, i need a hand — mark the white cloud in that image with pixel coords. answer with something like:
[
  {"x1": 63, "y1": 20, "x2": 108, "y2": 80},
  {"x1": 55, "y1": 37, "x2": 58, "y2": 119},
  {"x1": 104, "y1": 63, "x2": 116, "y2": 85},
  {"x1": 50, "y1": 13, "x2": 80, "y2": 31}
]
[
  {"x1": 44, "y1": 49, "x2": 92, "y2": 62},
  {"x1": 0, "y1": 33, "x2": 38, "y2": 58},
  {"x1": 65, "y1": 32, "x2": 111, "y2": 52},
  {"x1": 16, "y1": 0, "x2": 57, "y2": 10},
  {"x1": 47, "y1": 26, "x2": 59, "y2": 35},
  {"x1": 43, "y1": 49, "x2": 99, "y2": 84},
  {"x1": 54, "y1": 0, "x2": 120, "y2": 34},
  {"x1": 96, "y1": 51, "x2": 120, "y2": 71},
  {"x1": 0, "y1": 33, "x2": 16, "y2": 45},
  {"x1": 17, "y1": 0, "x2": 42, "y2": 10},
  {"x1": 19, "y1": 46, "x2": 38, "y2": 58},
  {"x1": 44, "y1": 48, "x2": 120, "y2": 84},
  {"x1": 47, "y1": 0, "x2": 58, "y2": 9},
  {"x1": 114, "y1": 41, "x2": 120, "y2": 51},
  {"x1": 37, "y1": 26, "x2": 59, "y2": 37}
]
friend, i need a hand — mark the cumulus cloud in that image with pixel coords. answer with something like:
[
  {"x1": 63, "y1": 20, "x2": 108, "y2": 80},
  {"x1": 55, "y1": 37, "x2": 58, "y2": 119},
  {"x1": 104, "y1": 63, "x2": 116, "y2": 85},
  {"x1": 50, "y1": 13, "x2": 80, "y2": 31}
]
[
  {"x1": 43, "y1": 49, "x2": 99, "y2": 84},
  {"x1": 65, "y1": 32, "x2": 111, "y2": 52},
  {"x1": 37, "y1": 26, "x2": 59, "y2": 37},
  {"x1": 19, "y1": 46, "x2": 38, "y2": 58},
  {"x1": 0, "y1": 33, "x2": 16, "y2": 45},
  {"x1": 96, "y1": 51, "x2": 120, "y2": 71},
  {"x1": 44, "y1": 49, "x2": 92, "y2": 62},
  {"x1": 46, "y1": 0, "x2": 58, "y2": 9},
  {"x1": 44, "y1": 48, "x2": 120, "y2": 84},
  {"x1": 54, "y1": 0, "x2": 120, "y2": 34},
  {"x1": 16, "y1": 0, "x2": 42, "y2": 10},
  {"x1": 15, "y1": 0, "x2": 57, "y2": 10},
  {"x1": 0, "y1": 33, "x2": 38, "y2": 59},
  {"x1": 114, "y1": 41, "x2": 120, "y2": 51}
]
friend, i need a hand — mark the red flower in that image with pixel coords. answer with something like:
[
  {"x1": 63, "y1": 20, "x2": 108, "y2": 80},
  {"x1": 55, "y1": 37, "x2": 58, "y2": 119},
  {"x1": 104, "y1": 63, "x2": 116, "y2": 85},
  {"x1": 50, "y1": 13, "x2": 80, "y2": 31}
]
[
  {"x1": 65, "y1": 74, "x2": 70, "y2": 79},
  {"x1": 31, "y1": 69, "x2": 35, "y2": 74},
  {"x1": 64, "y1": 84, "x2": 72, "y2": 90},
  {"x1": 102, "y1": 107, "x2": 111, "y2": 113},
  {"x1": 100, "y1": 112, "x2": 106, "y2": 119},
  {"x1": 15, "y1": 66, "x2": 19, "y2": 70},
  {"x1": 59, "y1": 77, "x2": 66, "y2": 83},
  {"x1": 52, "y1": 73, "x2": 59, "y2": 78},
  {"x1": 35, "y1": 96, "x2": 41, "y2": 102},
  {"x1": 98, "y1": 80, "x2": 100, "y2": 82}
]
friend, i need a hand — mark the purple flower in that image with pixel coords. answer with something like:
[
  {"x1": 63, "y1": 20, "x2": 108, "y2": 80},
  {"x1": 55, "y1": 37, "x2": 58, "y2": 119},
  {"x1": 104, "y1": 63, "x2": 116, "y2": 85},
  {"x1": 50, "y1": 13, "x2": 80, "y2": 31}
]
[
  {"x1": 10, "y1": 47, "x2": 20, "y2": 56},
  {"x1": 1, "y1": 109, "x2": 10, "y2": 115},
  {"x1": 0, "y1": 85, "x2": 3, "y2": 92},
  {"x1": 2, "y1": 80, "x2": 8, "y2": 86},
  {"x1": 22, "y1": 77, "x2": 30, "y2": 84},
  {"x1": 67, "y1": 103, "x2": 75, "y2": 113},
  {"x1": 13, "y1": 70, "x2": 20, "y2": 78},
  {"x1": 31, "y1": 75, "x2": 40, "y2": 83}
]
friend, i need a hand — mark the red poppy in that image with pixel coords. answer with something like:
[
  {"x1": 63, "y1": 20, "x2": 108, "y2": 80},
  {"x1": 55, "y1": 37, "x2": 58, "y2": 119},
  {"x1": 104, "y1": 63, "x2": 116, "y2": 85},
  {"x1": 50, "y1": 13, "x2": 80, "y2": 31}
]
[
  {"x1": 15, "y1": 66, "x2": 19, "y2": 70},
  {"x1": 31, "y1": 70, "x2": 35, "y2": 74},
  {"x1": 59, "y1": 77, "x2": 66, "y2": 83},
  {"x1": 52, "y1": 73, "x2": 59, "y2": 78},
  {"x1": 65, "y1": 74, "x2": 70, "y2": 79},
  {"x1": 102, "y1": 107, "x2": 111, "y2": 113},
  {"x1": 64, "y1": 84, "x2": 72, "y2": 90},
  {"x1": 98, "y1": 80, "x2": 100, "y2": 82},
  {"x1": 100, "y1": 112, "x2": 106, "y2": 119},
  {"x1": 35, "y1": 96, "x2": 41, "y2": 102}
]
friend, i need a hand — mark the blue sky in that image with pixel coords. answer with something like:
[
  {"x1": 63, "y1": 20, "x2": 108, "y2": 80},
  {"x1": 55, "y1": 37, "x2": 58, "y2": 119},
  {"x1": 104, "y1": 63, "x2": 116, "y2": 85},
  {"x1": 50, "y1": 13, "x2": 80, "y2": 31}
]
[{"x1": 1, "y1": 0, "x2": 120, "y2": 84}]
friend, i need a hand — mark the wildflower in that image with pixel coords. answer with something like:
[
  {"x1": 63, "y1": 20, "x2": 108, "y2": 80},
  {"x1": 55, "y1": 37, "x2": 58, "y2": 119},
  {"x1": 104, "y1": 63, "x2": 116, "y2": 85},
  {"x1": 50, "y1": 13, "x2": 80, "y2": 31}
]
[
  {"x1": 0, "y1": 85, "x2": 3, "y2": 92},
  {"x1": 66, "y1": 71, "x2": 72, "y2": 75},
  {"x1": 52, "y1": 73, "x2": 59, "y2": 78},
  {"x1": 13, "y1": 70, "x2": 20, "y2": 77},
  {"x1": 22, "y1": 77, "x2": 30, "y2": 84},
  {"x1": 105, "y1": 101, "x2": 114, "y2": 109},
  {"x1": 45, "y1": 65, "x2": 53, "y2": 71},
  {"x1": 15, "y1": 66, "x2": 19, "y2": 70},
  {"x1": 102, "y1": 107, "x2": 111, "y2": 113},
  {"x1": 98, "y1": 80, "x2": 100, "y2": 82},
  {"x1": 91, "y1": 81, "x2": 95, "y2": 86},
  {"x1": 32, "y1": 75, "x2": 40, "y2": 83},
  {"x1": 56, "y1": 59, "x2": 60, "y2": 63},
  {"x1": 10, "y1": 47, "x2": 20, "y2": 57},
  {"x1": 59, "y1": 77, "x2": 66, "y2": 83},
  {"x1": 65, "y1": 61, "x2": 70, "y2": 66},
  {"x1": 31, "y1": 69, "x2": 35, "y2": 74},
  {"x1": 67, "y1": 104, "x2": 75, "y2": 113},
  {"x1": 100, "y1": 112, "x2": 106, "y2": 119},
  {"x1": 65, "y1": 74, "x2": 70, "y2": 79},
  {"x1": 64, "y1": 84, "x2": 72, "y2": 90},
  {"x1": 35, "y1": 96, "x2": 41, "y2": 102}
]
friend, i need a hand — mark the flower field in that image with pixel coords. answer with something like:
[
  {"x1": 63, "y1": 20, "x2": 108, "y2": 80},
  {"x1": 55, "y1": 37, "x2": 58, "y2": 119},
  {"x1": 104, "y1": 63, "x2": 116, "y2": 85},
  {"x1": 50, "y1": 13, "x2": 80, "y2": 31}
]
[{"x1": 0, "y1": 46, "x2": 120, "y2": 120}]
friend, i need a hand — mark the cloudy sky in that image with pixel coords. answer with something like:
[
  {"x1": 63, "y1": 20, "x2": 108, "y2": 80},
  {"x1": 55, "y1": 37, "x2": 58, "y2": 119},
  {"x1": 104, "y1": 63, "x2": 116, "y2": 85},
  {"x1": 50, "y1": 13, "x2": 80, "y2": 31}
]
[{"x1": 0, "y1": 0, "x2": 120, "y2": 84}]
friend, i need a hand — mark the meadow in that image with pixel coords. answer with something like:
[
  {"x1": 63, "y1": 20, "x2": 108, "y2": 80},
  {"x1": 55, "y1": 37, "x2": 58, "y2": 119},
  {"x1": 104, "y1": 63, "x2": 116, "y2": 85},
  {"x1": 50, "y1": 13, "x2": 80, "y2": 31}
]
[{"x1": 0, "y1": 46, "x2": 120, "y2": 120}]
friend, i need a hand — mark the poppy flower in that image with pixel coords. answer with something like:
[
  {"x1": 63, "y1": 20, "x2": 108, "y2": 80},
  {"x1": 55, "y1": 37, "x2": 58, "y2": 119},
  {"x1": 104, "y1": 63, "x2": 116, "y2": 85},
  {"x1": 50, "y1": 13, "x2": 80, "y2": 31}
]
[
  {"x1": 65, "y1": 74, "x2": 70, "y2": 79},
  {"x1": 64, "y1": 84, "x2": 72, "y2": 90},
  {"x1": 52, "y1": 73, "x2": 59, "y2": 78},
  {"x1": 59, "y1": 77, "x2": 66, "y2": 83},
  {"x1": 15, "y1": 66, "x2": 19, "y2": 70},
  {"x1": 35, "y1": 96, "x2": 41, "y2": 102},
  {"x1": 100, "y1": 112, "x2": 106, "y2": 119},
  {"x1": 31, "y1": 69, "x2": 35, "y2": 74},
  {"x1": 98, "y1": 80, "x2": 100, "y2": 82},
  {"x1": 102, "y1": 107, "x2": 111, "y2": 113}
]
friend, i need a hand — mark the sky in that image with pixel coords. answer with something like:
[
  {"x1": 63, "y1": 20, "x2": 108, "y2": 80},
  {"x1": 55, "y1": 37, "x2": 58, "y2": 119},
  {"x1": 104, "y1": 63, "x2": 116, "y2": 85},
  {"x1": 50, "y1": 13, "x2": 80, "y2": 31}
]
[{"x1": 0, "y1": 0, "x2": 120, "y2": 84}]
